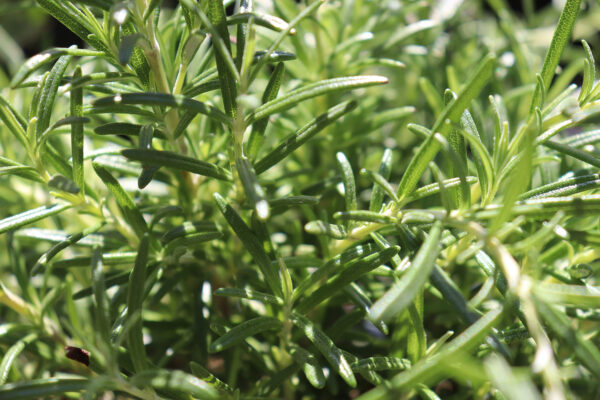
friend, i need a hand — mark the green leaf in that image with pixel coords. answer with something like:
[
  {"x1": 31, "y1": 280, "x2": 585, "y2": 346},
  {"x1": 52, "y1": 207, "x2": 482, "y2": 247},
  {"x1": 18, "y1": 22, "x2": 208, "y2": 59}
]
[
  {"x1": 533, "y1": 282, "x2": 600, "y2": 308},
  {"x1": 161, "y1": 221, "x2": 220, "y2": 244},
  {"x1": 304, "y1": 220, "x2": 348, "y2": 239},
  {"x1": 213, "y1": 287, "x2": 283, "y2": 305},
  {"x1": 94, "y1": 123, "x2": 167, "y2": 139},
  {"x1": 291, "y1": 312, "x2": 357, "y2": 388},
  {"x1": 358, "y1": 308, "x2": 503, "y2": 399},
  {"x1": 290, "y1": 346, "x2": 326, "y2": 389},
  {"x1": 533, "y1": 296, "x2": 600, "y2": 378},
  {"x1": 93, "y1": 93, "x2": 231, "y2": 124},
  {"x1": 163, "y1": 232, "x2": 223, "y2": 255},
  {"x1": 337, "y1": 152, "x2": 357, "y2": 215},
  {"x1": 579, "y1": 39, "x2": 595, "y2": 104},
  {"x1": 0, "y1": 204, "x2": 71, "y2": 235},
  {"x1": 11, "y1": 47, "x2": 103, "y2": 88},
  {"x1": 370, "y1": 222, "x2": 442, "y2": 323},
  {"x1": 70, "y1": 66, "x2": 84, "y2": 194},
  {"x1": 119, "y1": 34, "x2": 147, "y2": 65},
  {"x1": 543, "y1": 140, "x2": 600, "y2": 169},
  {"x1": 35, "y1": 0, "x2": 109, "y2": 52},
  {"x1": 127, "y1": 234, "x2": 149, "y2": 373},
  {"x1": 122, "y1": 149, "x2": 232, "y2": 181},
  {"x1": 92, "y1": 162, "x2": 148, "y2": 238},
  {"x1": 0, "y1": 377, "x2": 87, "y2": 399},
  {"x1": 189, "y1": 361, "x2": 234, "y2": 394},
  {"x1": 293, "y1": 243, "x2": 376, "y2": 301},
  {"x1": 236, "y1": 156, "x2": 269, "y2": 220},
  {"x1": 0, "y1": 333, "x2": 37, "y2": 384},
  {"x1": 539, "y1": 0, "x2": 582, "y2": 95},
  {"x1": 333, "y1": 211, "x2": 397, "y2": 225},
  {"x1": 30, "y1": 223, "x2": 104, "y2": 276},
  {"x1": 247, "y1": 62, "x2": 285, "y2": 157},
  {"x1": 131, "y1": 369, "x2": 219, "y2": 399},
  {"x1": 249, "y1": 0, "x2": 324, "y2": 82},
  {"x1": 48, "y1": 174, "x2": 80, "y2": 194},
  {"x1": 296, "y1": 246, "x2": 400, "y2": 314},
  {"x1": 209, "y1": 316, "x2": 282, "y2": 353},
  {"x1": 370, "y1": 149, "x2": 393, "y2": 212},
  {"x1": 254, "y1": 101, "x2": 357, "y2": 174},
  {"x1": 351, "y1": 357, "x2": 411, "y2": 373},
  {"x1": 36, "y1": 51, "x2": 73, "y2": 138},
  {"x1": 191, "y1": 0, "x2": 238, "y2": 117},
  {"x1": 0, "y1": 96, "x2": 28, "y2": 148},
  {"x1": 396, "y1": 54, "x2": 496, "y2": 201},
  {"x1": 246, "y1": 76, "x2": 387, "y2": 124},
  {"x1": 214, "y1": 193, "x2": 282, "y2": 296},
  {"x1": 91, "y1": 247, "x2": 110, "y2": 343},
  {"x1": 520, "y1": 173, "x2": 600, "y2": 199},
  {"x1": 228, "y1": 12, "x2": 295, "y2": 33}
]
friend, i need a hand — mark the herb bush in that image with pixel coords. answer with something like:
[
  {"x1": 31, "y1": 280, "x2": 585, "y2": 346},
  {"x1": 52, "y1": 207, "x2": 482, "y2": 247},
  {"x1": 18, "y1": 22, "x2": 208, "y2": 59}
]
[{"x1": 1, "y1": 0, "x2": 600, "y2": 398}]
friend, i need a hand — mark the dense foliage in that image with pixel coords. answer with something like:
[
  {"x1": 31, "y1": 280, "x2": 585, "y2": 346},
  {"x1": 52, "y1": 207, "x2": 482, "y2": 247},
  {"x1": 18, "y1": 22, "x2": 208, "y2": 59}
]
[{"x1": 2, "y1": 0, "x2": 600, "y2": 398}]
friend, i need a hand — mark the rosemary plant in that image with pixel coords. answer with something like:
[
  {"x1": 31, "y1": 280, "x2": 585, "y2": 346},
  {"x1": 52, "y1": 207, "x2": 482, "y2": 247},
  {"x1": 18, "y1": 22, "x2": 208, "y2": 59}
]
[{"x1": 1, "y1": 0, "x2": 600, "y2": 398}]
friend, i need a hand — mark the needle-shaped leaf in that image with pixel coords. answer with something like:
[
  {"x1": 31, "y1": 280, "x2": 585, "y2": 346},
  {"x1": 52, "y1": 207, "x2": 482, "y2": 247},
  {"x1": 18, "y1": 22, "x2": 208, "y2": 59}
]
[
  {"x1": 214, "y1": 287, "x2": 283, "y2": 305},
  {"x1": 161, "y1": 221, "x2": 220, "y2": 244},
  {"x1": 0, "y1": 204, "x2": 71, "y2": 235},
  {"x1": 131, "y1": 369, "x2": 219, "y2": 399},
  {"x1": 359, "y1": 307, "x2": 503, "y2": 399},
  {"x1": 247, "y1": 62, "x2": 285, "y2": 157},
  {"x1": 209, "y1": 316, "x2": 282, "y2": 353},
  {"x1": 296, "y1": 246, "x2": 400, "y2": 313},
  {"x1": 48, "y1": 174, "x2": 80, "y2": 194},
  {"x1": 127, "y1": 234, "x2": 149, "y2": 373},
  {"x1": 0, "y1": 377, "x2": 88, "y2": 399},
  {"x1": 236, "y1": 156, "x2": 269, "y2": 220},
  {"x1": 93, "y1": 93, "x2": 231, "y2": 124},
  {"x1": 255, "y1": 101, "x2": 357, "y2": 174},
  {"x1": 11, "y1": 47, "x2": 104, "y2": 88},
  {"x1": 0, "y1": 333, "x2": 37, "y2": 385},
  {"x1": 533, "y1": 296, "x2": 600, "y2": 378},
  {"x1": 122, "y1": 149, "x2": 232, "y2": 181},
  {"x1": 290, "y1": 346, "x2": 326, "y2": 389},
  {"x1": 543, "y1": 140, "x2": 600, "y2": 169},
  {"x1": 249, "y1": 0, "x2": 324, "y2": 82},
  {"x1": 396, "y1": 54, "x2": 496, "y2": 201},
  {"x1": 189, "y1": 361, "x2": 234, "y2": 394},
  {"x1": 70, "y1": 66, "x2": 84, "y2": 194},
  {"x1": 291, "y1": 312, "x2": 356, "y2": 388},
  {"x1": 36, "y1": 0, "x2": 109, "y2": 52},
  {"x1": 91, "y1": 247, "x2": 110, "y2": 342},
  {"x1": 370, "y1": 149, "x2": 393, "y2": 212},
  {"x1": 163, "y1": 232, "x2": 223, "y2": 255},
  {"x1": 370, "y1": 222, "x2": 442, "y2": 323},
  {"x1": 293, "y1": 243, "x2": 376, "y2": 300},
  {"x1": 0, "y1": 96, "x2": 28, "y2": 148},
  {"x1": 214, "y1": 193, "x2": 282, "y2": 296},
  {"x1": 333, "y1": 211, "x2": 397, "y2": 225},
  {"x1": 305, "y1": 220, "x2": 348, "y2": 239},
  {"x1": 579, "y1": 40, "x2": 595, "y2": 104},
  {"x1": 351, "y1": 357, "x2": 411, "y2": 373},
  {"x1": 538, "y1": 0, "x2": 582, "y2": 95},
  {"x1": 228, "y1": 12, "x2": 296, "y2": 33},
  {"x1": 520, "y1": 173, "x2": 600, "y2": 199},
  {"x1": 119, "y1": 34, "x2": 147, "y2": 65},
  {"x1": 246, "y1": 76, "x2": 387, "y2": 124},
  {"x1": 92, "y1": 162, "x2": 148, "y2": 238},
  {"x1": 94, "y1": 123, "x2": 167, "y2": 139},
  {"x1": 36, "y1": 51, "x2": 73, "y2": 138},
  {"x1": 533, "y1": 282, "x2": 600, "y2": 308},
  {"x1": 337, "y1": 152, "x2": 357, "y2": 215}
]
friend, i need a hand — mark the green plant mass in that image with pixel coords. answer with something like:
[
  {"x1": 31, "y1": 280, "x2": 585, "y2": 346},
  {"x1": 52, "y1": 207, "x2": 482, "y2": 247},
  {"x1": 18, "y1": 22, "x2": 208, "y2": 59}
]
[{"x1": 3, "y1": 0, "x2": 600, "y2": 398}]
